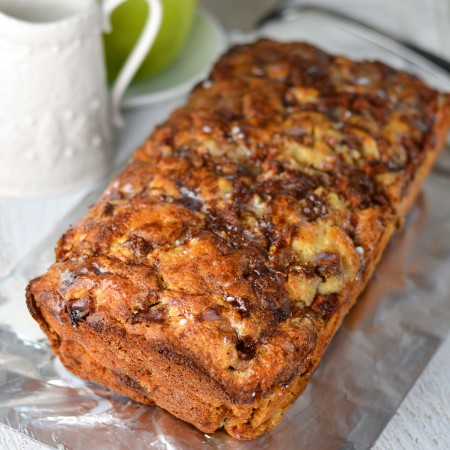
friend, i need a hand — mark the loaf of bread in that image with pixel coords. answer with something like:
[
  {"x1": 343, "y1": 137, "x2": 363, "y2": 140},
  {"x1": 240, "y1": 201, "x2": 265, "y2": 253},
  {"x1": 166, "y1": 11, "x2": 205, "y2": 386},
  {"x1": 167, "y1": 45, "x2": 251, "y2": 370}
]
[{"x1": 27, "y1": 40, "x2": 450, "y2": 440}]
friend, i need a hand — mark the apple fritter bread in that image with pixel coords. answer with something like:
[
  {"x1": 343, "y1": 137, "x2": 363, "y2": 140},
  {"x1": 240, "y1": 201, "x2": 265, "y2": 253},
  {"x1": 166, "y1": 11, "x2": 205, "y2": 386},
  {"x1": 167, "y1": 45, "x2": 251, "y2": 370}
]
[{"x1": 26, "y1": 40, "x2": 450, "y2": 439}]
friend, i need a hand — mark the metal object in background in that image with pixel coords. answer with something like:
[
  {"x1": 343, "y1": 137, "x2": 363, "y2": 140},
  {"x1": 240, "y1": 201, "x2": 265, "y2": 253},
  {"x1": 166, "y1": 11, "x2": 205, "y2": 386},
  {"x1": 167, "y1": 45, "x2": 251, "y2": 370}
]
[
  {"x1": 259, "y1": 4, "x2": 450, "y2": 74},
  {"x1": 202, "y1": 0, "x2": 450, "y2": 74},
  {"x1": 200, "y1": 0, "x2": 285, "y2": 31}
]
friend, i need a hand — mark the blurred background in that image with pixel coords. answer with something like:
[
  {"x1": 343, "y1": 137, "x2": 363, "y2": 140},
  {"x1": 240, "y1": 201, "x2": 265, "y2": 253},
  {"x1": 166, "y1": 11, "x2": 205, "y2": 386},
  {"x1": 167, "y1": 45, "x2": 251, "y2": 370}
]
[
  {"x1": 104, "y1": 0, "x2": 450, "y2": 86},
  {"x1": 204, "y1": 0, "x2": 450, "y2": 58}
]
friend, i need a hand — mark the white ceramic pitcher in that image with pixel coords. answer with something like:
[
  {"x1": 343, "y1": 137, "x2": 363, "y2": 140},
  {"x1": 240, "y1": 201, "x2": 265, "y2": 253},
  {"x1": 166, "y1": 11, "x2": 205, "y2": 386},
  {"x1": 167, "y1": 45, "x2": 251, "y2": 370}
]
[{"x1": 0, "y1": 0, "x2": 162, "y2": 196}]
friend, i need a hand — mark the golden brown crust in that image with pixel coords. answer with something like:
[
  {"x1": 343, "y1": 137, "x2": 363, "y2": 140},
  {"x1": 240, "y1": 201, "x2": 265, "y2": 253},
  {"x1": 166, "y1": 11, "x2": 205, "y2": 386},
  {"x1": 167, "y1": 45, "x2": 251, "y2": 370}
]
[{"x1": 26, "y1": 40, "x2": 450, "y2": 440}]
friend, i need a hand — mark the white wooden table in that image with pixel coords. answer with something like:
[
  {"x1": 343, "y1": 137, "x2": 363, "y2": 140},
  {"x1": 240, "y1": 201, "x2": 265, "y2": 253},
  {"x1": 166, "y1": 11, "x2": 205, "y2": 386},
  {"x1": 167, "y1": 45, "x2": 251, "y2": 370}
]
[{"x1": 1, "y1": 0, "x2": 450, "y2": 447}]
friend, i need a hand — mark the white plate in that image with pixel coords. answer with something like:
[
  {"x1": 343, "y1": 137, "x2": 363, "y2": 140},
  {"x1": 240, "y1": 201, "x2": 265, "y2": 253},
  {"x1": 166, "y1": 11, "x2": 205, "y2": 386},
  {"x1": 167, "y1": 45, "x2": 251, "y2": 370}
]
[{"x1": 122, "y1": 8, "x2": 228, "y2": 108}]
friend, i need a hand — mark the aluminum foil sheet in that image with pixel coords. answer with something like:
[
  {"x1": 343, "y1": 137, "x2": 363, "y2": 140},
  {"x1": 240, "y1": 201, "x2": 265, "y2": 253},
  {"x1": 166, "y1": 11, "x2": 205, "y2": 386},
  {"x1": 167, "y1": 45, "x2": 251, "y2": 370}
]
[{"x1": 1, "y1": 12, "x2": 450, "y2": 450}]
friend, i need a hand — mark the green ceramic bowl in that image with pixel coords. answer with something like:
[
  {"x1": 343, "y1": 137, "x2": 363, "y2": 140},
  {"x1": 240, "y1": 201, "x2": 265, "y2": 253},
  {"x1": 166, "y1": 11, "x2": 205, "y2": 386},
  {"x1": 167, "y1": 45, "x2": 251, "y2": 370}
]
[{"x1": 103, "y1": 0, "x2": 198, "y2": 84}]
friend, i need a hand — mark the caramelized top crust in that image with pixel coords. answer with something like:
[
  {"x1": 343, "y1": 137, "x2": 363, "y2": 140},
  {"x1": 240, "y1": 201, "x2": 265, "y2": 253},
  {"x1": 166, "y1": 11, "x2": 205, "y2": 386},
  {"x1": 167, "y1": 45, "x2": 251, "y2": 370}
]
[{"x1": 30, "y1": 40, "x2": 450, "y2": 402}]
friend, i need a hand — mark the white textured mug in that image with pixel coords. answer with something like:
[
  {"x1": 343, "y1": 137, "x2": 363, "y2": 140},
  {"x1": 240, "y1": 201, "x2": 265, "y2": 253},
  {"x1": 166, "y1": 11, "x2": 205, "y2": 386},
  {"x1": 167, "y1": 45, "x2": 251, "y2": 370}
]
[{"x1": 0, "y1": 0, "x2": 162, "y2": 196}]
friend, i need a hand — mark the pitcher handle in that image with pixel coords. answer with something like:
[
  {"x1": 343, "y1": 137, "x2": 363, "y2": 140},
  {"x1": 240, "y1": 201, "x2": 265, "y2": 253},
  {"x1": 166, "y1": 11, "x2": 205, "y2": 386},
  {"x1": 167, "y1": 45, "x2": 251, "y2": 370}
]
[{"x1": 102, "y1": 0, "x2": 163, "y2": 126}]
